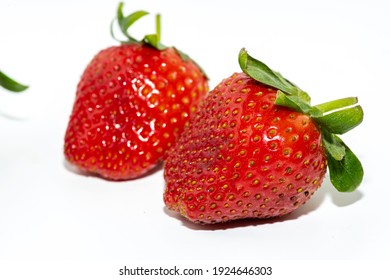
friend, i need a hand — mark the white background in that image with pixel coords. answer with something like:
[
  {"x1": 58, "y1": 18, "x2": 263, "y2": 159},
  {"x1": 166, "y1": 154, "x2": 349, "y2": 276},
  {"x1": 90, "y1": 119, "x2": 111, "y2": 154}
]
[{"x1": 0, "y1": 0, "x2": 389, "y2": 277}]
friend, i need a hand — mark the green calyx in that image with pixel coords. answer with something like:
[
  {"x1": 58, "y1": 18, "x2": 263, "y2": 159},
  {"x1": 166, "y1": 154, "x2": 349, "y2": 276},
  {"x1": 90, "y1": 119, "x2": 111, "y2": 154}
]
[
  {"x1": 110, "y1": 2, "x2": 208, "y2": 78},
  {"x1": 239, "y1": 48, "x2": 364, "y2": 192},
  {"x1": 0, "y1": 70, "x2": 28, "y2": 93},
  {"x1": 111, "y1": 2, "x2": 165, "y2": 49}
]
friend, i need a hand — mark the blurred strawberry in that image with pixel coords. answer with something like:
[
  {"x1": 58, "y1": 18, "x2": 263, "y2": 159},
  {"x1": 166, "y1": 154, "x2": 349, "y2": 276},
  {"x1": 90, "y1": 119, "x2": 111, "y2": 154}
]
[{"x1": 64, "y1": 3, "x2": 208, "y2": 180}]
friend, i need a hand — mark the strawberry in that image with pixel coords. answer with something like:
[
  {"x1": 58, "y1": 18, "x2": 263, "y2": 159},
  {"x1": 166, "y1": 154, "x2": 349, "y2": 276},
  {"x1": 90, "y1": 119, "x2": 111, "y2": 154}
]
[
  {"x1": 64, "y1": 3, "x2": 208, "y2": 180},
  {"x1": 163, "y1": 49, "x2": 364, "y2": 224}
]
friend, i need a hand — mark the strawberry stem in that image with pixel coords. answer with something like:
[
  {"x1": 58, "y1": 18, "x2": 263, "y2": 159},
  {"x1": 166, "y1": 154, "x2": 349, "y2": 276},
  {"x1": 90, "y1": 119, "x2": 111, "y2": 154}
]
[
  {"x1": 143, "y1": 13, "x2": 166, "y2": 50},
  {"x1": 0, "y1": 70, "x2": 28, "y2": 93},
  {"x1": 239, "y1": 48, "x2": 364, "y2": 192},
  {"x1": 156, "y1": 14, "x2": 161, "y2": 43}
]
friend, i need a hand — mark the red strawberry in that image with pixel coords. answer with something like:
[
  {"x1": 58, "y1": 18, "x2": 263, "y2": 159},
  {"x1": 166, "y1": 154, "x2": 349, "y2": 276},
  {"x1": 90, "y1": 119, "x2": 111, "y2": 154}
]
[
  {"x1": 163, "y1": 49, "x2": 364, "y2": 224},
  {"x1": 64, "y1": 3, "x2": 208, "y2": 180}
]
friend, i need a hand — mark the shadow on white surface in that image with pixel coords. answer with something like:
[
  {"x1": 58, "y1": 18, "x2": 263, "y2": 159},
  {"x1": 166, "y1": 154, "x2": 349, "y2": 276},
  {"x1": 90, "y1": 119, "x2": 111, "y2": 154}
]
[
  {"x1": 328, "y1": 185, "x2": 364, "y2": 207},
  {"x1": 163, "y1": 208, "x2": 295, "y2": 231}
]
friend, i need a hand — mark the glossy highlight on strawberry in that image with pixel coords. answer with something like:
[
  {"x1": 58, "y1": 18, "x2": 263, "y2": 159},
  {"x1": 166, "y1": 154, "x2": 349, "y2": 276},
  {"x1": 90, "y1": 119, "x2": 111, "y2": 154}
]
[
  {"x1": 163, "y1": 49, "x2": 363, "y2": 224},
  {"x1": 64, "y1": 3, "x2": 208, "y2": 180}
]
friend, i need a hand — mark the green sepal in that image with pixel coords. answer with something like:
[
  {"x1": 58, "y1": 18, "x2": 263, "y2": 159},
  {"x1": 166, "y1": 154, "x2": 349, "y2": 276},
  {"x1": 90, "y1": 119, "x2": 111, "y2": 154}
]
[
  {"x1": 118, "y1": 9, "x2": 149, "y2": 33},
  {"x1": 314, "y1": 97, "x2": 358, "y2": 113},
  {"x1": 120, "y1": 11, "x2": 149, "y2": 42},
  {"x1": 143, "y1": 34, "x2": 165, "y2": 49},
  {"x1": 111, "y1": 2, "x2": 155, "y2": 45},
  {"x1": 321, "y1": 129, "x2": 346, "y2": 161},
  {"x1": 275, "y1": 90, "x2": 322, "y2": 117},
  {"x1": 239, "y1": 48, "x2": 311, "y2": 104},
  {"x1": 110, "y1": 3, "x2": 208, "y2": 80},
  {"x1": 0, "y1": 70, "x2": 28, "y2": 93},
  {"x1": 142, "y1": 14, "x2": 167, "y2": 50},
  {"x1": 239, "y1": 48, "x2": 364, "y2": 193},
  {"x1": 326, "y1": 135, "x2": 364, "y2": 192},
  {"x1": 314, "y1": 105, "x2": 363, "y2": 135}
]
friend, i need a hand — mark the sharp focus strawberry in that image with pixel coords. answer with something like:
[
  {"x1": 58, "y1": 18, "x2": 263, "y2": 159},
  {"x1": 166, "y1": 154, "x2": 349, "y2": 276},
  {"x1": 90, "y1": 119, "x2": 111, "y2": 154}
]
[
  {"x1": 163, "y1": 49, "x2": 364, "y2": 224},
  {"x1": 64, "y1": 3, "x2": 208, "y2": 180}
]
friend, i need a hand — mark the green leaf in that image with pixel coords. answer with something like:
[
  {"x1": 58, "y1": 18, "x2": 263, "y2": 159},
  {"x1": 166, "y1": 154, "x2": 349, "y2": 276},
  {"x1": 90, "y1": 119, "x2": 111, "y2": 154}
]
[
  {"x1": 326, "y1": 135, "x2": 364, "y2": 192},
  {"x1": 0, "y1": 71, "x2": 28, "y2": 92},
  {"x1": 321, "y1": 130, "x2": 346, "y2": 161},
  {"x1": 238, "y1": 48, "x2": 364, "y2": 193},
  {"x1": 274, "y1": 72, "x2": 311, "y2": 104},
  {"x1": 120, "y1": 11, "x2": 149, "y2": 37},
  {"x1": 111, "y1": 3, "x2": 208, "y2": 80},
  {"x1": 111, "y1": 2, "x2": 149, "y2": 43},
  {"x1": 238, "y1": 48, "x2": 310, "y2": 103},
  {"x1": 314, "y1": 105, "x2": 363, "y2": 135},
  {"x1": 117, "y1": 2, "x2": 125, "y2": 23},
  {"x1": 143, "y1": 34, "x2": 165, "y2": 50},
  {"x1": 314, "y1": 97, "x2": 358, "y2": 113},
  {"x1": 275, "y1": 90, "x2": 322, "y2": 117},
  {"x1": 142, "y1": 14, "x2": 166, "y2": 50}
]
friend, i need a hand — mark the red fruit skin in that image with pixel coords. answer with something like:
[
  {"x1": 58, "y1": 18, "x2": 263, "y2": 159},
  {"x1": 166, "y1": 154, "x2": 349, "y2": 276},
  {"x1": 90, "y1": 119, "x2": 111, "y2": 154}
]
[
  {"x1": 64, "y1": 44, "x2": 208, "y2": 180},
  {"x1": 163, "y1": 72, "x2": 327, "y2": 224}
]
